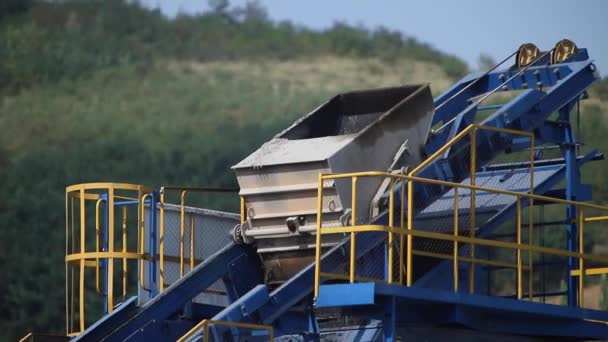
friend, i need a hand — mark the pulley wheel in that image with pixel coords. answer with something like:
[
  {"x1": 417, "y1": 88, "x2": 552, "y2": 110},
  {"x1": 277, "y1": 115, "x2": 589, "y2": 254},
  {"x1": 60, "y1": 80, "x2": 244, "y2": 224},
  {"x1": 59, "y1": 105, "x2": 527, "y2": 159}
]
[
  {"x1": 552, "y1": 39, "x2": 577, "y2": 64},
  {"x1": 516, "y1": 43, "x2": 540, "y2": 67}
]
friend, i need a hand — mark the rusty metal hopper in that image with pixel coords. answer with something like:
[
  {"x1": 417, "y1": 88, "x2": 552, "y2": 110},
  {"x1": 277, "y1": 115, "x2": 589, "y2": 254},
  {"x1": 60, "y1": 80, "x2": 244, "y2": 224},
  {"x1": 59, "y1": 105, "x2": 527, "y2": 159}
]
[{"x1": 232, "y1": 84, "x2": 434, "y2": 281}]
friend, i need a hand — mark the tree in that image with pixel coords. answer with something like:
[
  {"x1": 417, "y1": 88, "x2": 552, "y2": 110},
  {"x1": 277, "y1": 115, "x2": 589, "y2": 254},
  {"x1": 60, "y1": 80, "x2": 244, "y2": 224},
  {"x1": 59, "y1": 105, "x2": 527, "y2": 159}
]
[
  {"x1": 0, "y1": 0, "x2": 33, "y2": 19},
  {"x1": 208, "y1": 0, "x2": 229, "y2": 14},
  {"x1": 477, "y1": 53, "x2": 496, "y2": 71}
]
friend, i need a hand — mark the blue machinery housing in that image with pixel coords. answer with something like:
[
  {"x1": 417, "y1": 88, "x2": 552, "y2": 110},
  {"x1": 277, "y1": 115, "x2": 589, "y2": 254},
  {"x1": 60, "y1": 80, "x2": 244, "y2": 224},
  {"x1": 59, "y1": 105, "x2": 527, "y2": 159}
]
[{"x1": 53, "y1": 42, "x2": 608, "y2": 341}]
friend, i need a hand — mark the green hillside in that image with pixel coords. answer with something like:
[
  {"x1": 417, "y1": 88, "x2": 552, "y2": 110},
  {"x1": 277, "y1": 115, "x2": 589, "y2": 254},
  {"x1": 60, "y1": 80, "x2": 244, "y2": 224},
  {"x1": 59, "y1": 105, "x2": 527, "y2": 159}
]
[{"x1": 1, "y1": 1, "x2": 607, "y2": 340}]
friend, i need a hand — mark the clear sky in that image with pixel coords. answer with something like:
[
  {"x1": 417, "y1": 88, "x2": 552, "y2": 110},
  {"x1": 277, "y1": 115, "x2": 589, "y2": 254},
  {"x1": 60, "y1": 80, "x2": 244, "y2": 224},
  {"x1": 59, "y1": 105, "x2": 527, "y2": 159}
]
[{"x1": 140, "y1": 0, "x2": 608, "y2": 76}]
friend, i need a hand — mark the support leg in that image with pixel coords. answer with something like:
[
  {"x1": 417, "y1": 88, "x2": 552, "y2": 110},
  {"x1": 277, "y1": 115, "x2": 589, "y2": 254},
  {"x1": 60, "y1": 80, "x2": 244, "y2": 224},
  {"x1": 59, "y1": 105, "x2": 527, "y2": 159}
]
[
  {"x1": 383, "y1": 297, "x2": 396, "y2": 342},
  {"x1": 559, "y1": 105, "x2": 580, "y2": 307}
]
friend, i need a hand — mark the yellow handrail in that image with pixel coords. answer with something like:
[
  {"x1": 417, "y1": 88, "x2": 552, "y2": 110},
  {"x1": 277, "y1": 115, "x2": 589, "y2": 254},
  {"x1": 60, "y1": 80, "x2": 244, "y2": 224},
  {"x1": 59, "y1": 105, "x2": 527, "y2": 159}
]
[
  {"x1": 318, "y1": 171, "x2": 608, "y2": 212},
  {"x1": 314, "y1": 169, "x2": 608, "y2": 308},
  {"x1": 177, "y1": 319, "x2": 274, "y2": 342}
]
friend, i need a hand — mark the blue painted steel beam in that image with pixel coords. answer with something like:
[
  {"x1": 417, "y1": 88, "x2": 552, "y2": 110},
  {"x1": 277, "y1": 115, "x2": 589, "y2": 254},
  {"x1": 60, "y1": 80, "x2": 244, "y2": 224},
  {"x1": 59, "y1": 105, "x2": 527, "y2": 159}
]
[
  {"x1": 561, "y1": 107, "x2": 581, "y2": 308},
  {"x1": 317, "y1": 283, "x2": 608, "y2": 339},
  {"x1": 428, "y1": 58, "x2": 596, "y2": 154},
  {"x1": 183, "y1": 303, "x2": 225, "y2": 320},
  {"x1": 209, "y1": 228, "x2": 390, "y2": 334},
  {"x1": 148, "y1": 191, "x2": 159, "y2": 298},
  {"x1": 478, "y1": 104, "x2": 503, "y2": 111},
  {"x1": 72, "y1": 297, "x2": 138, "y2": 341},
  {"x1": 407, "y1": 60, "x2": 597, "y2": 225},
  {"x1": 74, "y1": 243, "x2": 260, "y2": 341},
  {"x1": 432, "y1": 48, "x2": 590, "y2": 127},
  {"x1": 185, "y1": 285, "x2": 270, "y2": 341}
]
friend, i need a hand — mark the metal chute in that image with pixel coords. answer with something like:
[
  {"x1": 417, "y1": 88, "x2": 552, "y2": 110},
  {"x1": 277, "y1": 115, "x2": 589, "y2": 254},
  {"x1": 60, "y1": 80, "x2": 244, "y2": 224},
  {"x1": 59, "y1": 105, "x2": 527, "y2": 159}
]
[{"x1": 232, "y1": 84, "x2": 434, "y2": 281}]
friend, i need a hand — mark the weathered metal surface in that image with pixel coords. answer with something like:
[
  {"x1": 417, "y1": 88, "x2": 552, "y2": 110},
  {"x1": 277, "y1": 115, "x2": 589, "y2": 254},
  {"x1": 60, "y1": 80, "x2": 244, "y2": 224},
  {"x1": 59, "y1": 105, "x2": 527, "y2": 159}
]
[{"x1": 233, "y1": 84, "x2": 434, "y2": 281}]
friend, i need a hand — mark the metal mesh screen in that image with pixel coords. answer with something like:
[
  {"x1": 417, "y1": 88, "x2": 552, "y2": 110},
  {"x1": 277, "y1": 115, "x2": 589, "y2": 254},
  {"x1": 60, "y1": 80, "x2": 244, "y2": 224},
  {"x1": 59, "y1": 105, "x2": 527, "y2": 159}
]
[
  {"x1": 407, "y1": 127, "x2": 540, "y2": 288},
  {"x1": 140, "y1": 203, "x2": 239, "y2": 305}
]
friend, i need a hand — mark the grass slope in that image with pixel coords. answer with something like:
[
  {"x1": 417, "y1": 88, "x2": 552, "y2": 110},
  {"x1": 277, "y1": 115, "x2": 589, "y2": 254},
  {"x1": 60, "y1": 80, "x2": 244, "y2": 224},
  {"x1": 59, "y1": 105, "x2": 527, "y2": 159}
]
[{"x1": 0, "y1": 57, "x2": 452, "y2": 339}]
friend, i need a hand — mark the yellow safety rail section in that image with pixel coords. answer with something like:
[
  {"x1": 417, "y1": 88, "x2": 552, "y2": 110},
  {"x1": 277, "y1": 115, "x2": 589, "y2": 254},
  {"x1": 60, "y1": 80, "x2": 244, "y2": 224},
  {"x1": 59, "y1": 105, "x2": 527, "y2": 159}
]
[
  {"x1": 313, "y1": 124, "x2": 608, "y2": 308},
  {"x1": 177, "y1": 320, "x2": 274, "y2": 342},
  {"x1": 570, "y1": 215, "x2": 608, "y2": 306},
  {"x1": 407, "y1": 124, "x2": 534, "y2": 293},
  {"x1": 158, "y1": 186, "x2": 239, "y2": 292},
  {"x1": 314, "y1": 172, "x2": 608, "y2": 306},
  {"x1": 65, "y1": 182, "x2": 241, "y2": 336},
  {"x1": 65, "y1": 183, "x2": 150, "y2": 336}
]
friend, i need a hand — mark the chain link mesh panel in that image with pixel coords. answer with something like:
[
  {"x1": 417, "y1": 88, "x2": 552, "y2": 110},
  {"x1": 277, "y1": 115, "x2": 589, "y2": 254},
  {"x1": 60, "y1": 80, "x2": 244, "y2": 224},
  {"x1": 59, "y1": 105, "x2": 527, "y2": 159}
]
[{"x1": 141, "y1": 203, "x2": 239, "y2": 306}]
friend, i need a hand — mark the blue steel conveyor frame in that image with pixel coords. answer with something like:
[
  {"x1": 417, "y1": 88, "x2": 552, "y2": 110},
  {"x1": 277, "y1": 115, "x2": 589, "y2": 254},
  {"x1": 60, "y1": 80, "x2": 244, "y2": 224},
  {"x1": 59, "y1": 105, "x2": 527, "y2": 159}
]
[{"x1": 72, "y1": 44, "x2": 608, "y2": 341}]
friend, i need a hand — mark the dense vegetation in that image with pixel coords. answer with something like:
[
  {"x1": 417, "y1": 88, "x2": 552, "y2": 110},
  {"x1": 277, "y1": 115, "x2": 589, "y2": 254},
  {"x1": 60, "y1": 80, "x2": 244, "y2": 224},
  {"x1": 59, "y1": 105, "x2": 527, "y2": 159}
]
[
  {"x1": 0, "y1": 1, "x2": 606, "y2": 340},
  {"x1": 0, "y1": 0, "x2": 467, "y2": 94}
]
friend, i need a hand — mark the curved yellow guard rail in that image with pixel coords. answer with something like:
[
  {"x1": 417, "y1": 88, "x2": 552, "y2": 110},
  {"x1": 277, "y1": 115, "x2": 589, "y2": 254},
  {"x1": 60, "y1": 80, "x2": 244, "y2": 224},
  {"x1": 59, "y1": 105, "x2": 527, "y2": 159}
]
[{"x1": 65, "y1": 183, "x2": 151, "y2": 336}]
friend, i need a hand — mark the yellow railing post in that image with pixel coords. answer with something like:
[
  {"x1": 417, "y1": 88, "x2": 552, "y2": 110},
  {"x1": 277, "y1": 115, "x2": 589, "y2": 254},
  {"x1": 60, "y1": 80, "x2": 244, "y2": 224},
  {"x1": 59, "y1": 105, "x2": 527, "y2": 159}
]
[
  {"x1": 516, "y1": 198, "x2": 523, "y2": 300},
  {"x1": 350, "y1": 177, "x2": 358, "y2": 283},
  {"x1": 79, "y1": 188, "x2": 86, "y2": 332},
  {"x1": 453, "y1": 187, "x2": 459, "y2": 292},
  {"x1": 314, "y1": 174, "x2": 323, "y2": 298},
  {"x1": 122, "y1": 206, "x2": 128, "y2": 299},
  {"x1": 579, "y1": 209, "x2": 584, "y2": 308},
  {"x1": 399, "y1": 178, "x2": 405, "y2": 285},
  {"x1": 529, "y1": 134, "x2": 535, "y2": 301},
  {"x1": 95, "y1": 199, "x2": 103, "y2": 294},
  {"x1": 203, "y1": 323, "x2": 210, "y2": 342},
  {"x1": 70, "y1": 196, "x2": 75, "y2": 334},
  {"x1": 159, "y1": 189, "x2": 165, "y2": 292},
  {"x1": 65, "y1": 192, "x2": 69, "y2": 335},
  {"x1": 530, "y1": 135, "x2": 535, "y2": 195},
  {"x1": 469, "y1": 126, "x2": 477, "y2": 294},
  {"x1": 108, "y1": 185, "x2": 115, "y2": 312},
  {"x1": 180, "y1": 190, "x2": 187, "y2": 277},
  {"x1": 406, "y1": 179, "x2": 413, "y2": 287},
  {"x1": 388, "y1": 179, "x2": 395, "y2": 283},
  {"x1": 190, "y1": 214, "x2": 195, "y2": 271},
  {"x1": 528, "y1": 198, "x2": 534, "y2": 301}
]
